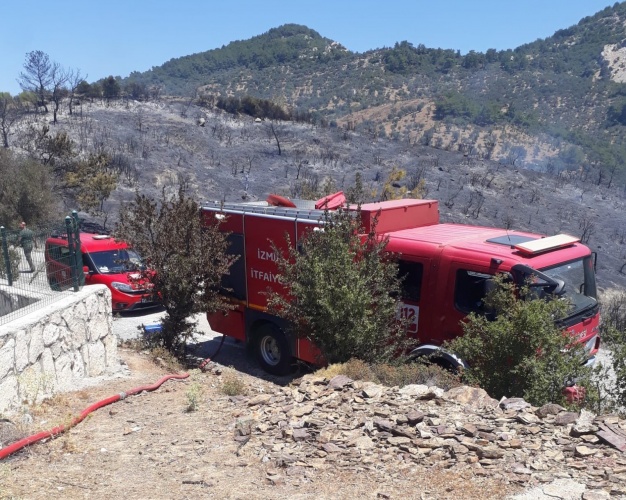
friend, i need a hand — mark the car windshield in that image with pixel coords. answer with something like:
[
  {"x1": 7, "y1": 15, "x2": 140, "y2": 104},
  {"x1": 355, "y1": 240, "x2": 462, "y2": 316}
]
[
  {"x1": 539, "y1": 256, "x2": 597, "y2": 314},
  {"x1": 88, "y1": 248, "x2": 145, "y2": 274}
]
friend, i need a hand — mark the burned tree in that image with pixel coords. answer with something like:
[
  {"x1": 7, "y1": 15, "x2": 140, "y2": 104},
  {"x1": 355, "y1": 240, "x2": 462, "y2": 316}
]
[{"x1": 18, "y1": 50, "x2": 53, "y2": 113}]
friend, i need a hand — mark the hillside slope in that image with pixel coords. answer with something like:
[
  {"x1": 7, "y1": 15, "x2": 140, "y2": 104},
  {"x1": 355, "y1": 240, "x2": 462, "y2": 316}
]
[
  {"x1": 16, "y1": 97, "x2": 626, "y2": 292},
  {"x1": 117, "y1": 5, "x2": 626, "y2": 181}
]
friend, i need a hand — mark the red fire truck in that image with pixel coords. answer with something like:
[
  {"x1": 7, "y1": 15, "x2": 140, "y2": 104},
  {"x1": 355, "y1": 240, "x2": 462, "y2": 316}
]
[
  {"x1": 45, "y1": 232, "x2": 156, "y2": 312},
  {"x1": 202, "y1": 198, "x2": 600, "y2": 375}
]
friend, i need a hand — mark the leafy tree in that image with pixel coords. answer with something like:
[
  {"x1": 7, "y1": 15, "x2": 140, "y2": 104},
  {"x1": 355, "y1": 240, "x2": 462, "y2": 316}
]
[
  {"x1": 345, "y1": 172, "x2": 366, "y2": 204},
  {"x1": 124, "y1": 81, "x2": 149, "y2": 100},
  {"x1": 446, "y1": 275, "x2": 591, "y2": 406},
  {"x1": 64, "y1": 153, "x2": 118, "y2": 216},
  {"x1": 19, "y1": 125, "x2": 75, "y2": 173},
  {"x1": 67, "y1": 69, "x2": 87, "y2": 115},
  {"x1": 606, "y1": 99, "x2": 626, "y2": 126},
  {"x1": 0, "y1": 149, "x2": 58, "y2": 226},
  {"x1": 0, "y1": 93, "x2": 24, "y2": 148},
  {"x1": 590, "y1": 325, "x2": 626, "y2": 412},
  {"x1": 215, "y1": 95, "x2": 291, "y2": 121},
  {"x1": 559, "y1": 145, "x2": 585, "y2": 170},
  {"x1": 434, "y1": 92, "x2": 479, "y2": 122},
  {"x1": 0, "y1": 246, "x2": 20, "y2": 281},
  {"x1": 268, "y1": 206, "x2": 410, "y2": 365},
  {"x1": 475, "y1": 102, "x2": 502, "y2": 126},
  {"x1": 114, "y1": 187, "x2": 234, "y2": 356},
  {"x1": 102, "y1": 76, "x2": 120, "y2": 100},
  {"x1": 377, "y1": 166, "x2": 424, "y2": 201},
  {"x1": 78, "y1": 81, "x2": 102, "y2": 99},
  {"x1": 462, "y1": 50, "x2": 485, "y2": 70},
  {"x1": 76, "y1": 80, "x2": 92, "y2": 95}
]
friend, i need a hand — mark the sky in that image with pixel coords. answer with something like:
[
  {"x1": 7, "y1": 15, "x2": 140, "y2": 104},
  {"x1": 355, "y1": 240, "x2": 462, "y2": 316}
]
[{"x1": 0, "y1": 0, "x2": 617, "y2": 95}]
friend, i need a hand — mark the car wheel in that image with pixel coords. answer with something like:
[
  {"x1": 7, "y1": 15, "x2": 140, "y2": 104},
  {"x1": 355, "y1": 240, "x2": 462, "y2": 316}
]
[{"x1": 253, "y1": 324, "x2": 293, "y2": 376}]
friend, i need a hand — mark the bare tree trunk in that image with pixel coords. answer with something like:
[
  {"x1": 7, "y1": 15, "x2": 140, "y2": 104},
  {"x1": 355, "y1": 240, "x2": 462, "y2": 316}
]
[{"x1": 270, "y1": 123, "x2": 281, "y2": 155}]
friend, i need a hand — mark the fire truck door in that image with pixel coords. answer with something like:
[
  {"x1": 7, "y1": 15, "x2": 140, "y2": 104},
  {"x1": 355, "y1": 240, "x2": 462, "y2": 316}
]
[
  {"x1": 397, "y1": 259, "x2": 426, "y2": 338},
  {"x1": 441, "y1": 264, "x2": 497, "y2": 341}
]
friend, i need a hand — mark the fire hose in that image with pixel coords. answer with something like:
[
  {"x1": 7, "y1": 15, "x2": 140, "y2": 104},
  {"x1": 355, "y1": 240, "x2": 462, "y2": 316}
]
[
  {"x1": 0, "y1": 373, "x2": 189, "y2": 461},
  {"x1": 0, "y1": 333, "x2": 228, "y2": 461},
  {"x1": 199, "y1": 334, "x2": 226, "y2": 371}
]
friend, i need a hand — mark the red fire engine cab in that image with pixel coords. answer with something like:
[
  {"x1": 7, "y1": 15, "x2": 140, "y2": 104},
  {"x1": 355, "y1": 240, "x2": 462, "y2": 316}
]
[{"x1": 202, "y1": 198, "x2": 600, "y2": 375}]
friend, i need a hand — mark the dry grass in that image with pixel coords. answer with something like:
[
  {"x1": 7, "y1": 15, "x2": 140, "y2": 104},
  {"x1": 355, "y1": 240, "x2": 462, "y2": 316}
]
[
  {"x1": 0, "y1": 389, "x2": 93, "y2": 454},
  {"x1": 220, "y1": 368, "x2": 248, "y2": 396},
  {"x1": 0, "y1": 418, "x2": 30, "y2": 449},
  {"x1": 119, "y1": 339, "x2": 183, "y2": 372},
  {"x1": 316, "y1": 358, "x2": 461, "y2": 390},
  {"x1": 372, "y1": 362, "x2": 461, "y2": 390},
  {"x1": 0, "y1": 350, "x2": 520, "y2": 500},
  {"x1": 148, "y1": 346, "x2": 184, "y2": 372},
  {"x1": 185, "y1": 380, "x2": 204, "y2": 412}
]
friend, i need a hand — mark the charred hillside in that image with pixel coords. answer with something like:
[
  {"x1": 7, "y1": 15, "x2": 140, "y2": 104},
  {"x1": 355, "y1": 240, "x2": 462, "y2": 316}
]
[{"x1": 13, "y1": 96, "x2": 626, "y2": 292}]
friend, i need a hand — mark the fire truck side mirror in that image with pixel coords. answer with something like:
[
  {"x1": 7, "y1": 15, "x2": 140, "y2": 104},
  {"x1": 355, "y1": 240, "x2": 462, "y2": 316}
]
[{"x1": 511, "y1": 264, "x2": 565, "y2": 296}]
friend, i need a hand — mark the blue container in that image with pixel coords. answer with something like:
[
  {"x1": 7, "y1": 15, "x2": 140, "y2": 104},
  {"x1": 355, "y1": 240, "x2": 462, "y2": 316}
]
[{"x1": 143, "y1": 323, "x2": 162, "y2": 335}]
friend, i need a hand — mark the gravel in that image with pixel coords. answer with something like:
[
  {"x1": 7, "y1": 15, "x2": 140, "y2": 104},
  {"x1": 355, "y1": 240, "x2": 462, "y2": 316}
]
[{"x1": 112, "y1": 310, "x2": 620, "y2": 390}]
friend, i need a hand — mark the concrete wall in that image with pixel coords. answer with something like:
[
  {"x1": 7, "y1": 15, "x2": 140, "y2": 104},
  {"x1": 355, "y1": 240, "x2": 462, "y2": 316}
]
[
  {"x1": 0, "y1": 285, "x2": 121, "y2": 414},
  {"x1": 0, "y1": 286, "x2": 39, "y2": 317}
]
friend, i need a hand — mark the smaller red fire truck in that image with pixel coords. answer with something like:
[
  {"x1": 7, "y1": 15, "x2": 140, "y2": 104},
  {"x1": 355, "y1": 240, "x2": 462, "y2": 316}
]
[
  {"x1": 45, "y1": 231, "x2": 156, "y2": 312},
  {"x1": 202, "y1": 198, "x2": 600, "y2": 375}
]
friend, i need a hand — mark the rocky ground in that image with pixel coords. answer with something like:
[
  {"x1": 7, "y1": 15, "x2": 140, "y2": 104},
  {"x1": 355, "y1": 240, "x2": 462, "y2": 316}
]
[{"x1": 1, "y1": 325, "x2": 625, "y2": 500}]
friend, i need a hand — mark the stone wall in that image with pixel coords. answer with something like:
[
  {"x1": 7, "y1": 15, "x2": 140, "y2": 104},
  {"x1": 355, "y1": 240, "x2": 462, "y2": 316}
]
[{"x1": 0, "y1": 285, "x2": 121, "y2": 413}]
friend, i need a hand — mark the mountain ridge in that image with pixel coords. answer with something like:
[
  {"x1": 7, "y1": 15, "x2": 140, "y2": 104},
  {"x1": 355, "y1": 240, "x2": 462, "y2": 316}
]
[{"x1": 115, "y1": 6, "x2": 626, "y2": 181}]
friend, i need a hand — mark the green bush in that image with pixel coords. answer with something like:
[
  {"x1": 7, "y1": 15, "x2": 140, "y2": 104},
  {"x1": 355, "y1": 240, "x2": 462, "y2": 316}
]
[
  {"x1": 601, "y1": 291, "x2": 626, "y2": 334},
  {"x1": 185, "y1": 381, "x2": 204, "y2": 412},
  {"x1": 588, "y1": 290, "x2": 626, "y2": 414},
  {"x1": 0, "y1": 246, "x2": 20, "y2": 280},
  {"x1": 269, "y1": 206, "x2": 411, "y2": 365},
  {"x1": 585, "y1": 328, "x2": 626, "y2": 415},
  {"x1": 115, "y1": 186, "x2": 233, "y2": 357},
  {"x1": 446, "y1": 275, "x2": 591, "y2": 406}
]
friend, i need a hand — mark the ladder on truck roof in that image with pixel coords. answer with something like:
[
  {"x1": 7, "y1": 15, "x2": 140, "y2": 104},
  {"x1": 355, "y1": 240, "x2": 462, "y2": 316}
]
[
  {"x1": 202, "y1": 200, "x2": 331, "y2": 223},
  {"x1": 203, "y1": 198, "x2": 440, "y2": 233}
]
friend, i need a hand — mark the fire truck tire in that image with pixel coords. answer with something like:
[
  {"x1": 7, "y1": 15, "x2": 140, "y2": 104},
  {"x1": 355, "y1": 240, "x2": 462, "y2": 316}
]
[
  {"x1": 409, "y1": 346, "x2": 467, "y2": 372},
  {"x1": 253, "y1": 324, "x2": 293, "y2": 375},
  {"x1": 411, "y1": 354, "x2": 455, "y2": 372},
  {"x1": 48, "y1": 278, "x2": 61, "y2": 291}
]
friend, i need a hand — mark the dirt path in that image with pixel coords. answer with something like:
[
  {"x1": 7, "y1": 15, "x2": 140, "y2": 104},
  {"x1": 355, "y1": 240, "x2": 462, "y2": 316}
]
[{"x1": 0, "y1": 349, "x2": 518, "y2": 500}]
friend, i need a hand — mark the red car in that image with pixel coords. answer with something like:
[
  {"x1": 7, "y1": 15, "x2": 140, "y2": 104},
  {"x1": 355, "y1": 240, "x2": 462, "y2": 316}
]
[{"x1": 45, "y1": 232, "x2": 157, "y2": 312}]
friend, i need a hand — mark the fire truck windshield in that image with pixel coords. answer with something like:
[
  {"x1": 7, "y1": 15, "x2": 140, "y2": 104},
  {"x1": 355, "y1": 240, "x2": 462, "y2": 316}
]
[{"x1": 539, "y1": 256, "x2": 597, "y2": 315}]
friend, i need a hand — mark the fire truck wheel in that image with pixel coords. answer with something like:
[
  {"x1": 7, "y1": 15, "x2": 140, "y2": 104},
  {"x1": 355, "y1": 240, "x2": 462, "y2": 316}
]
[
  {"x1": 253, "y1": 324, "x2": 293, "y2": 376},
  {"x1": 409, "y1": 349, "x2": 465, "y2": 372},
  {"x1": 431, "y1": 357, "x2": 455, "y2": 372},
  {"x1": 48, "y1": 278, "x2": 61, "y2": 291}
]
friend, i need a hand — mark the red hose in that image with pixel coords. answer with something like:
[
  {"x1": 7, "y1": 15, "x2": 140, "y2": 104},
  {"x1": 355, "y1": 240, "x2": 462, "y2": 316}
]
[
  {"x1": 0, "y1": 373, "x2": 189, "y2": 460},
  {"x1": 199, "y1": 335, "x2": 226, "y2": 371}
]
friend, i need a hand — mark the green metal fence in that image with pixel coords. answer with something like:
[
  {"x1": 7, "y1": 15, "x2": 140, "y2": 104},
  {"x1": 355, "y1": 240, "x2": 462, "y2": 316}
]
[{"x1": 0, "y1": 212, "x2": 85, "y2": 326}]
